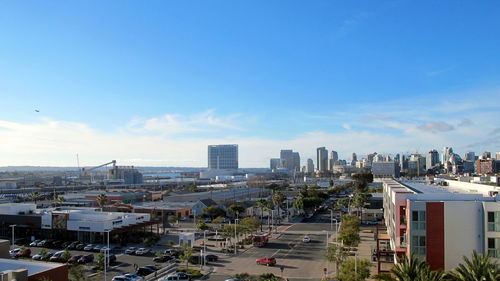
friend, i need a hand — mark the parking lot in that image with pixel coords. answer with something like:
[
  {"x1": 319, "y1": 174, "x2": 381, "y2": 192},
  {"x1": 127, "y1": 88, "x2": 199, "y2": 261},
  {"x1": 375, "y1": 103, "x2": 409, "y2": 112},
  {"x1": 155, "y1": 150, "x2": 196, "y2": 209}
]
[{"x1": 10, "y1": 243, "x2": 176, "y2": 281}]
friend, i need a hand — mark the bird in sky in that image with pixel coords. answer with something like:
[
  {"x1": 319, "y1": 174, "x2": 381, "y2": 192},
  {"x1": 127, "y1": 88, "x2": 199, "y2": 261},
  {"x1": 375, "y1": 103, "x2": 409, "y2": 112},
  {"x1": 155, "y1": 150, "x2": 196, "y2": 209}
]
[{"x1": 34, "y1": 109, "x2": 39, "y2": 112}]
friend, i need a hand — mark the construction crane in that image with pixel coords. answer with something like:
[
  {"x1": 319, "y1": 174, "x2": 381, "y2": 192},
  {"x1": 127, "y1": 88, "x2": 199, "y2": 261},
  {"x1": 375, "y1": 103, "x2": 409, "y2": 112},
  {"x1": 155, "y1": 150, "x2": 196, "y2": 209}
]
[{"x1": 81, "y1": 160, "x2": 116, "y2": 177}]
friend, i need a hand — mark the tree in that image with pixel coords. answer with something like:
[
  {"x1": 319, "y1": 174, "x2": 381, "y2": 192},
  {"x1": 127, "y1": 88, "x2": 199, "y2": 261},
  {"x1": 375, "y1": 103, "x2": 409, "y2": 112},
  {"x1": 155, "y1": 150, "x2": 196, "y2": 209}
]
[
  {"x1": 259, "y1": 273, "x2": 279, "y2": 281},
  {"x1": 61, "y1": 249, "x2": 72, "y2": 262},
  {"x1": 188, "y1": 184, "x2": 199, "y2": 192},
  {"x1": 256, "y1": 199, "x2": 268, "y2": 231},
  {"x1": 337, "y1": 258, "x2": 372, "y2": 281},
  {"x1": 325, "y1": 244, "x2": 347, "y2": 276},
  {"x1": 352, "y1": 192, "x2": 372, "y2": 222},
  {"x1": 96, "y1": 193, "x2": 107, "y2": 210},
  {"x1": 240, "y1": 217, "x2": 260, "y2": 234},
  {"x1": 196, "y1": 222, "x2": 209, "y2": 231},
  {"x1": 447, "y1": 251, "x2": 500, "y2": 281},
  {"x1": 271, "y1": 189, "x2": 285, "y2": 224},
  {"x1": 339, "y1": 215, "x2": 360, "y2": 246},
  {"x1": 335, "y1": 198, "x2": 349, "y2": 211},
  {"x1": 179, "y1": 244, "x2": 194, "y2": 269},
  {"x1": 203, "y1": 205, "x2": 226, "y2": 219},
  {"x1": 30, "y1": 191, "x2": 39, "y2": 204},
  {"x1": 228, "y1": 204, "x2": 245, "y2": 218},
  {"x1": 53, "y1": 195, "x2": 65, "y2": 206},
  {"x1": 212, "y1": 216, "x2": 225, "y2": 224},
  {"x1": 391, "y1": 254, "x2": 445, "y2": 281},
  {"x1": 96, "y1": 253, "x2": 105, "y2": 270},
  {"x1": 68, "y1": 264, "x2": 88, "y2": 281},
  {"x1": 292, "y1": 197, "x2": 304, "y2": 214}
]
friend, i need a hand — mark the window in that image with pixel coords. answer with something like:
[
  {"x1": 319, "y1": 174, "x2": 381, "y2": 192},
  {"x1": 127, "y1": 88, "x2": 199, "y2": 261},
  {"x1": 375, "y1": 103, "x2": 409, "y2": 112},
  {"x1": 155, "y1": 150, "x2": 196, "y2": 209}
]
[
  {"x1": 412, "y1": 235, "x2": 426, "y2": 256},
  {"x1": 488, "y1": 238, "x2": 500, "y2": 258},
  {"x1": 411, "y1": 210, "x2": 426, "y2": 230},
  {"x1": 487, "y1": 212, "x2": 500, "y2": 232}
]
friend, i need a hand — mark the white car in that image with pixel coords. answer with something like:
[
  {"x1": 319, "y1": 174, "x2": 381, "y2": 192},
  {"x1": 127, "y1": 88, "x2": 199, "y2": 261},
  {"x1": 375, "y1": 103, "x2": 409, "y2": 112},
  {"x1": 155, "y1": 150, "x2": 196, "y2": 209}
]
[
  {"x1": 124, "y1": 273, "x2": 143, "y2": 281},
  {"x1": 135, "y1": 248, "x2": 149, "y2": 255},
  {"x1": 9, "y1": 248, "x2": 21, "y2": 256},
  {"x1": 111, "y1": 276, "x2": 130, "y2": 281},
  {"x1": 302, "y1": 236, "x2": 311, "y2": 243},
  {"x1": 100, "y1": 246, "x2": 112, "y2": 253}
]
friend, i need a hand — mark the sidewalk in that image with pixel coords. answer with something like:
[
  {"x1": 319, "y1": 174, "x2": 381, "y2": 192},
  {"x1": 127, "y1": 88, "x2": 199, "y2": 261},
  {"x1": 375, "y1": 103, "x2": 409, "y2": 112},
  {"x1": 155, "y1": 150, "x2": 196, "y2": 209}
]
[{"x1": 356, "y1": 226, "x2": 378, "y2": 279}]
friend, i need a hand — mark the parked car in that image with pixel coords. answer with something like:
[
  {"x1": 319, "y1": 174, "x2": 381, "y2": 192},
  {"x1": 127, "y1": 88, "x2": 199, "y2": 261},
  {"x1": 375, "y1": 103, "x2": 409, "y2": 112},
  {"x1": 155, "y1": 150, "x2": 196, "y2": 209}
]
[
  {"x1": 30, "y1": 240, "x2": 41, "y2": 247},
  {"x1": 100, "y1": 246, "x2": 112, "y2": 253},
  {"x1": 32, "y1": 252, "x2": 46, "y2": 260},
  {"x1": 92, "y1": 245, "x2": 102, "y2": 252},
  {"x1": 256, "y1": 257, "x2": 276, "y2": 266},
  {"x1": 164, "y1": 274, "x2": 191, "y2": 281},
  {"x1": 41, "y1": 252, "x2": 54, "y2": 261},
  {"x1": 49, "y1": 251, "x2": 67, "y2": 262},
  {"x1": 135, "y1": 248, "x2": 149, "y2": 255},
  {"x1": 111, "y1": 276, "x2": 130, "y2": 281},
  {"x1": 136, "y1": 267, "x2": 154, "y2": 276},
  {"x1": 83, "y1": 244, "x2": 95, "y2": 251},
  {"x1": 203, "y1": 217, "x2": 212, "y2": 223},
  {"x1": 205, "y1": 254, "x2": 219, "y2": 262},
  {"x1": 52, "y1": 240, "x2": 63, "y2": 249},
  {"x1": 9, "y1": 248, "x2": 21, "y2": 257},
  {"x1": 171, "y1": 272, "x2": 192, "y2": 280},
  {"x1": 302, "y1": 236, "x2": 311, "y2": 243},
  {"x1": 61, "y1": 241, "x2": 73, "y2": 249},
  {"x1": 106, "y1": 254, "x2": 117, "y2": 263},
  {"x1": 77, "y1": 254, "x2": 94, "y2": 264},
  {"x1": 164, "y1": 249, "x2": 181, "y2": 257},
  {"x1": 75, "y1": 243, "x2": 86, "y2": 250},
  {"x1": 15, "y1": 248, "x2": 31, "y2": 258},
  {"x1": 125, "y1": 247, "x2": 137, "y2": 255},
  {"x1": 153, "y1": 254, "x2": 174, "y2": 262},
  {"x1": 68, "y1": 255, "x2": 83, "y2": 264},
  {"x1": 68, "y1": 241, "x2": 80, "y2": 249},
  {"x1": 225, "y1": 279, "x2": 240, "y2": 281},
  {"x1": 124, "y1": 273, "x2": 143, "y2": 281}
]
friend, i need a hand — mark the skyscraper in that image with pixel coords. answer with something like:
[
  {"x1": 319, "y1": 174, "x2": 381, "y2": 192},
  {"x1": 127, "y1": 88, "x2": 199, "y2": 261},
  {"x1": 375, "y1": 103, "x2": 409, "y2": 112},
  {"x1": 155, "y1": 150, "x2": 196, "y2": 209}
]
[
  {"x1": 442, "y1": 147, "x2": 453, "y2": 165},
  {"x1": 270, "y1": 158, "x2": 281, "y2": 171},
  {"x1": 306, "y1": 158, "x2": 314, "y2": 173},
  {"x1": 464, "y1": 152, "x2": 475, "y2": 161},
  {"x1": 351, "y1": 153, "x2": 357, "y2": 166},
  {"x1": 316, "y1": 147, "x2": 328, "y2": 172},
  {"x1": 279, "y1": 149, "x2": 300, "y2": 172},
  {"x1": 208, "y1": 144, "x2": 238, "y2": 170},
  {"x1": 426, "y1": 149, "x2": 439, "y2": 169}
]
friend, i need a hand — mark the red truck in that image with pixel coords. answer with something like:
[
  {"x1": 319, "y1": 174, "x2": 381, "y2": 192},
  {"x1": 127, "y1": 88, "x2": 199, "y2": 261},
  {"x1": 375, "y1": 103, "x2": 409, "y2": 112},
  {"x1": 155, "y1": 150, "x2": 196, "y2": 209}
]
[{"x1": 252, "y1": 233, "x2": 270, "y2": 247}]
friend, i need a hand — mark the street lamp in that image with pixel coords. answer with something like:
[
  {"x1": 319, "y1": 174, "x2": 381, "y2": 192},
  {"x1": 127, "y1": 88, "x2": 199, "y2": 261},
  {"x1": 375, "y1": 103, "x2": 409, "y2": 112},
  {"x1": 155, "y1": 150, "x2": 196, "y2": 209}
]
[
  {"x1": 234, "y1": 218, "x2": 239, "y2": 254},
  {"x1": 10, "y1": 225, "x2": 16, "y2": 246},
  {"x1": 104, "y1": 229, "x2": 111, "y2": 281},
  {"x1": 203, "y1": 230, "x2": 208, "y2": 267}
]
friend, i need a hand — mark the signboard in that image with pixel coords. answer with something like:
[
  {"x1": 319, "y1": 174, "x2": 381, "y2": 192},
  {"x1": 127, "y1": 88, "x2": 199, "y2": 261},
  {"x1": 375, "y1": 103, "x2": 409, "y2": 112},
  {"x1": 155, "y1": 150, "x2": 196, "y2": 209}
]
[{"x1": 52, "y1": 213, "x2": 68, "y2": 229}]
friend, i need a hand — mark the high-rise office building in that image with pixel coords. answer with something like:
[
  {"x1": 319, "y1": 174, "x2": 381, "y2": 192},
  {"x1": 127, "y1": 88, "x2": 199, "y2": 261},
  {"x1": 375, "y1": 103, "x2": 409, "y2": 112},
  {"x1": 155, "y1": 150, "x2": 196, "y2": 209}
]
[
  {"x1": 306, "y1": 158, "x2": 314, "y2": 173},
  {"x1": 351, "y1": 153, "x2": 357, "y2": 166},
  {"x1": 208, "y1": 144, "x2": 238, "y2": 170},
  {"x1": 482, "y1": 151, "x2": 492, "y2": 159},
  {"x1": 279, "y1": 150, "x2": 300, "y2": 172},
  {"x1": 426, "y1": 149, "x2": 440, "y2": 169},
  {"x1": 464, "y1": 152, "x2": 475, "y2": 161},
  {"x1": 496, "y1": 152, "x2": 500, "y2": 160},
  {"x1": 316, "y1": 147, "x2": 328, "y2": 172},
  {"x1": 270, "y1": 158, "x2": 281, "y2": 171},
  {"x1": 442, "y1": 147, "x2": 453, "y2": 165}
]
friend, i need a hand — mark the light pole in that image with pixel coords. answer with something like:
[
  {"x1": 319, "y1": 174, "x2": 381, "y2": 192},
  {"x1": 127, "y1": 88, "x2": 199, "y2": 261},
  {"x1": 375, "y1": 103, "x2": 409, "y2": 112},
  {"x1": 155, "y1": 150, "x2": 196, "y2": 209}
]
[
  {"x1": 203, "y1": 230, "x2": 208, "y2": 267},
  {"x1": 330, "y1": 209, "x2": 333, "y2": 231},
  {"x1": 332, "y1": 218, "x2": 338, "y2": 242},
  {"x1": 10, "y1": 225, "x2": 16, "y2": 246},
  {"x1": 104, "y1": 230, "x2": 110, "y2": 281},
  {"x1": 234, "y1": 218, "x2": 239, "y2": 254}
]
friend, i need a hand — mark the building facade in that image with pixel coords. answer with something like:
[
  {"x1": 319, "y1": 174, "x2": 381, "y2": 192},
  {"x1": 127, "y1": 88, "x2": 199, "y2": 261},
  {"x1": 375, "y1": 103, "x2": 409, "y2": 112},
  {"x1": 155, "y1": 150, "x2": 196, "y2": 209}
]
[
  {"x1": 382, "y1": 179, "x2": 500, "y2": 271},
  {"x1": 208, "y1": 144, "x2": 238, "y2": 170},
  {"x1": 316, "y1": 147, "x2": 328, "y2": 172}
]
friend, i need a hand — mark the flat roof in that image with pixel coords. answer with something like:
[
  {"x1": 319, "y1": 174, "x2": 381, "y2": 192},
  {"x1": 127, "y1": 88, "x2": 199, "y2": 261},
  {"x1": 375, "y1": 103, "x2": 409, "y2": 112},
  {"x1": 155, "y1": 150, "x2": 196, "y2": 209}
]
[
  {"x1": 399, "y1": 181, "x2": 452, "y2": 194},
  {"x1": 0, "y1": 258, "x2": 62, "y2": 275}
]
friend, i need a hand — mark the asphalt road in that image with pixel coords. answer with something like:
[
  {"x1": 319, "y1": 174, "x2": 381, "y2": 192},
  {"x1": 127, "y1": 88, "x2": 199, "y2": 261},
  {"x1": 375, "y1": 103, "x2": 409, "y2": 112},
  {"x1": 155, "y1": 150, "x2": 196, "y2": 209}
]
[{"x1": 206, "y1": 210, "x2": 336, "y2": 281}]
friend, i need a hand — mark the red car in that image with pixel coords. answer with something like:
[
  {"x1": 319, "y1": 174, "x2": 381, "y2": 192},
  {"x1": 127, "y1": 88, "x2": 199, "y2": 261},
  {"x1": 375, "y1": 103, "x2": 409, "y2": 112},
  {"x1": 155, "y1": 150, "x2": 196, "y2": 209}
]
[
  {"x1": 68, "y1": 255, "x2": 83, "y2": 263},
  {"x1": 78, "y1": 254, "x2": 94, "y2": 264},
  {"x1": 15, "y1": 248, "x2": 31, "y2": 258},
  {"x1": 256, "y1": 257, "x2": 276, "y2": 266}
]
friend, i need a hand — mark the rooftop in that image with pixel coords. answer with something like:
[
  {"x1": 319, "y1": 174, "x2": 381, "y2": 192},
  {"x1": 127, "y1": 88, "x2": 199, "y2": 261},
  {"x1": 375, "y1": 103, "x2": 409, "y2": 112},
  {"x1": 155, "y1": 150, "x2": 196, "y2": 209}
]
[{"x1": 0, "y1": 258, "x2": 62, "y2": 275}]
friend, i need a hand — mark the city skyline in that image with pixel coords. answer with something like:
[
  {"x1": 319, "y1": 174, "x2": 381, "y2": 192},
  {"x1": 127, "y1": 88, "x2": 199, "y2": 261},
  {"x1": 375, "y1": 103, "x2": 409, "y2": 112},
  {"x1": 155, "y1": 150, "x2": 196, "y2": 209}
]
[{"x1": 0, "y1": 1, "x2": 499, "y2": 167}]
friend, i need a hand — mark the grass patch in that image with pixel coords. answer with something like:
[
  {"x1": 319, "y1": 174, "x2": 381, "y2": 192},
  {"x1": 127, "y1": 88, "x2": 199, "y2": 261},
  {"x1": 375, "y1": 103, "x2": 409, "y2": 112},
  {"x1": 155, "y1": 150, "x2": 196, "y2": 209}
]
[{"x1": 176, "y1": 268, "x2": 203, "y2": 278}]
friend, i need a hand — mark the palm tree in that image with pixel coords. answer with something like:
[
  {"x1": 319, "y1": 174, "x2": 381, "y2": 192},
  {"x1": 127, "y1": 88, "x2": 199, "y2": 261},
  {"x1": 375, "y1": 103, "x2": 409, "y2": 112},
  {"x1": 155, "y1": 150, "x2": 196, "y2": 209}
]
[
  {"x1": 256, "y1": 199, "x2": 268, "y2": 232},
  {"x1": 271, "y1": 189, "x2": 285, "y2": 225},
  {"x1": 54, "y1": 195, "x2": 65, "y2": 207},
  {"x1": 96, "y1": 193, "x2": 108, "y2": 211},
  {"x1": 29, "y1": 191, "x2": 39, "y2": 204},
  {"x1": 447, "y1": 251, "x2": 500, "y2": 281},
  {"x1": 391, "y1": 254, "x2": 428, "y2": 281}
]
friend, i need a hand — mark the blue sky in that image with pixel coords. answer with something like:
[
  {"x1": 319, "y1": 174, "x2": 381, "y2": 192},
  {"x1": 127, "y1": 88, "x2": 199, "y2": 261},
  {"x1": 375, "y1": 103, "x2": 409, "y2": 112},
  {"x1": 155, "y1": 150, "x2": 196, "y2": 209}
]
[{"x1": 0, "y1": 0, "x2": 499, "y2": 167}]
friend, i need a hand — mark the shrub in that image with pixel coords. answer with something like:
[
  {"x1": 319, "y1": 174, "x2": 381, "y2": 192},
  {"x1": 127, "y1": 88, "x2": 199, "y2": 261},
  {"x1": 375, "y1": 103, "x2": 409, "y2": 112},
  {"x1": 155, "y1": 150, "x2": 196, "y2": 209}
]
[{"x1": 176, "y1": 268, "x2": 202, "y2": 277}]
